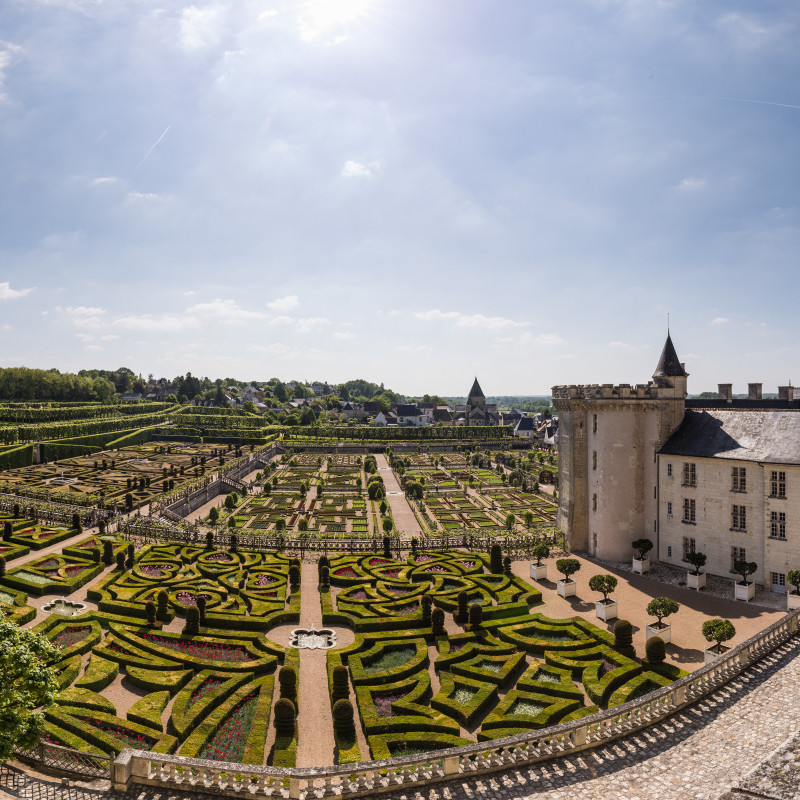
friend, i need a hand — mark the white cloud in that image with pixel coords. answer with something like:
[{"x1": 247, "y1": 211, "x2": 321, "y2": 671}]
[
  {"x1": 100, "y1": 334, "x2": 119, "y2": 341},
  {"x1": 75, "y1": 333, "x2": 93, "y2": 342},
  {"x1": 60, "y1": 305, "x2": 107, "y2": 328},
  {"x1": 341, "y1": 160, "x2": 380, "y2": 178},
  {"x1": 126, "y1": 191, "x2": 164, "y2": 202},
  {"x1": 91, "y1": 176, "x2": 119, "y2": 187},
  {"x1": 676, "y1": 177, "x2": 707, "y2": 191},
  {"x1": 710, "y1": 317, "x2": 729, "y2": 325},
  {"x1": 267, "y1": 295, "x2": 300, "y2": 312},
  {"x1": 296, "y1": 317, "x2": 329, "y2": 333},
  {"x1": 113, "y1": 314, "x2": 200, "y2": 332},
  {"x1": 180, "y1": 5, "x2": 222, "y2": 50},
  {"x1": 333, "y1": 331, "x2": 355, "y2": 340},
  {"x1": 270, "y1": 316, "x2": 294, "y2": 326},
  {"x1": 415, "y1": 309, "x2": 529, "y2": 332},
  {"x1": 1, "y1": 324, "x2": 11, "y2": 332},
  {"x1": 84, "y1": 344, "x2": 102, "y2": 352},
  {"x1": 0, "y1": 281, "x2": 35, "y2": 300},
  {"x1": 609, "y1": 341, "x2": 649, "y2": 350},
  {"x1": 186, "y1": 298, "x2": 265, "y2": 322},
  {"x1": 0, "y1": 42, "x2": 22, "y2": 103}
]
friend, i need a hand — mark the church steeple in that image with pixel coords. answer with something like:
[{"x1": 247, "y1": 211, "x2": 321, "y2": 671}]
[
  {"x1": 653, "y1": 333, "x2": 686, "y2": 379},
  {"x1": 467, "y1": 377, "x2": 485, "y2": 406}
]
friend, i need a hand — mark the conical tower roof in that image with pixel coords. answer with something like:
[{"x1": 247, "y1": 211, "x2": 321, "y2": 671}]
[
  {"x1": 653, "y1": 333, "x2": 686, "y2": 378},
  {"x1": 468, "y1": 377, "x2": 485, "y2": 401}
]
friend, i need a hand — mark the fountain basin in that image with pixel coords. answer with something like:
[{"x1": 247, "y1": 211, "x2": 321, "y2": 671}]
[
  {"x1": 290, "y1": 627, "x2": 337, "y2": 650},
  {"x1": 42, "y1": 599, "x2": 87, "y2": 616}
]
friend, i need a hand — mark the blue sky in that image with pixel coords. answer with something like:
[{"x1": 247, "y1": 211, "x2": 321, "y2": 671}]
[{"x1": 1, "y1": 1, "x2": 798, "y2": 395}]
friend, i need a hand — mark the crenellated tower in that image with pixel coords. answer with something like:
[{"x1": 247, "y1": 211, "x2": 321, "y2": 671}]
[{"x1": 553, "y1": 334, "x2": 687, "y2": 560}]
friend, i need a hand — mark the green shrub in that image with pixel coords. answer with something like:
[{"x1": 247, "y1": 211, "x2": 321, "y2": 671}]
[
  {"x1": 289, "y1": 565, "x2": 300, "y2": 587},
  {"x1": 332, "y1": 699, "x2": 355, "y2": 737},
  {"x1": 468, "y1": 603, "x2": 483, "y2": 627},
  {"x1": 613, "y1": 619, "x2": 636, "y2": 659},
  {"x1": 431, "y1": 607, "x2": 445, "y2": 636},
  {"x1": 196, "y1": 595, "x2": 207, "y2": 625},
  {"x1": 646, "y1": 597, "x2": 679, "y2": 627},
  {"x1": 456, "y1": 591, "x2": 469, "y2": 623},
  {"x1": 702, "y1": 618, "x2": 735, "y2": 652},
  {"x1": 274, "y1": 698, "x2": 296, "y2": 736},
  {"x1": 91, "y1": 547, "x2": 101, "y2": 563},
  {"x1": 279, "y1": 666, "x2": 297, "y2": 704},
  {"x1": 332, "y1": 665, "x2": 349, "y2": 703},
  {"x1": 503, "y1": 555, "x2": 512, "y2": 576},
  {"x1": 490, "y1": 543, "x2": 503, "y2": 574},
  {"x1": 145, "y1": 601, "x2": 156, "y2": 625},
  {"x1": 184, "y1": 605, "x2": 200, "y2": 636},
  {"x1": 320, "y1": 566, "x2": 329, "y2": 587},
  {"x1": 421, "y1": 595, "x2": 432, "y2": 625},
  {"x1": 156, "y1": 590, "x2": 169, "y2": 621},
  {"x1": 588, "y1": 574, "x2": 618, "y2": 601},
  {"x1": 645, "y1": 636, "x2": 666, "y2": 666},
  {"x1": 0, "y1": 555, "x2": 4, "y2": 578},
  {"x1": 556, "y1": 558, "x2": 581, "y2": 580},
  {"x1": 632, "y1": 538, "x2": 653, "y2": 559},
  {"x1": 125, "y1": 543, "x2": 134, "y2": 569},
  {"x1": 115, "y1": 551, "x2": 126, "y2": 570}
]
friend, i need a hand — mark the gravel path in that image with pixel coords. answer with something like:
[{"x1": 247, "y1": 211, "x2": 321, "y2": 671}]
[{"x1": 375, "y1": 455, "x2": 424, "y2": 539}]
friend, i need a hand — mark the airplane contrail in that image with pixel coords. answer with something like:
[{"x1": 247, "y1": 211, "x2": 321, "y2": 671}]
[
  {"x1": 131, "y1": 124, "x2": 172, "y2": 177},
  {"x1": 633, "y1": 95, "x2": 800, "y2": 112}
]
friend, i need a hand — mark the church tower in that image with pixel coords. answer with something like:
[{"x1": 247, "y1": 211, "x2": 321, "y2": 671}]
[
  {"x1": 552, "y1": 334, "x2": 687, "y2": 560},
  {"x1": 467, "y1": 377, "x2": 486, "y2": 408}
]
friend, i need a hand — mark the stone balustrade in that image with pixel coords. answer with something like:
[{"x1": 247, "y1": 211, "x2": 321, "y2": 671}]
[{"x1": 107, "y1": 609, "x2": 800, "y2": 799}]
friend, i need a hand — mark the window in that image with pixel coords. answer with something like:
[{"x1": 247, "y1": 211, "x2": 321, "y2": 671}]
[
  {"x1": 772, "y1": 572, "x2": 786, "y2": 591},
  {"x1": 682, "y1": 498, "x2": 696, "y2": 524},
  {"x1": 770, "y1": 511, "x2": 786, "y2": 540},
  {"x1": 592, "y1": 493, "x2": 597, "y2": 511},
  {"x1": 667, "y1": 501, "x2": 673, "y2": 516},
  {"x1": 682, "y1": 462, "x2": 696, "y2": 487},
  {"x1": 732, "y1": 504, "x2": 747, "y2": 531},
  {"x1": 771, "y1": 471, "x2": 787, "y2": 498},
  {"x1": 666, "y1": 545, "x2": 673, "y2": 558},
  {"x1": 592, "y1": 414, "x2": 597, "y2": 434},
  {"x1": 682, "y1": 536, "x2": 696, "y2": 559},
  {"x1": 592, "y1": 451, "x2": 597, "y2": 470},
  {"x1": 667, "y1": 463, "x2": 673, "y2": 478},
  {"x1": 731, "y1": 546, "x2": 746, "y2": 571},
  {"x1": 732, "y1": 466, "x2": 747, "y2": 493}
]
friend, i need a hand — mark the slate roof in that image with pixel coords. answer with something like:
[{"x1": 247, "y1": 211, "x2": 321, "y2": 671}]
[
  {"x1": 467, "y1": 377, "x2": 485, "y2": 400},
  {"x1": 515, "y1": 417, "x2": 535, "y2": 431},
  {"x1": 396, "y1": 404, "x2": 421, "y2": 417},
  {"x1": 653, "y1": 333, "x2": 686, "y2": 378},
  {"x1": 659, "y1": 409, "x2": 800, "y2": 464},
  {"x1": 433, "y1": 408, "x2": 453, "y2": 423}
]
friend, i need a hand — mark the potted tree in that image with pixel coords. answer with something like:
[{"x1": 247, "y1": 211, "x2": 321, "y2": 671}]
[
  {"x1": 529, "y1": 543, "x2": 550, "y2": 581},
  {"x1": 702, "y1": 618, "x2": 736, "y2": 664},
  {"x1": 631, "y1": 538, "x2": 653, "y2": 574},
  {"x1": 685, "y1": 551, "x2": 707, "y2": 590},
  {"x1": 645, "y1": 597, "x2": 679, "y2": 644},
  {"x1": 589, "y1": 574, "x2": 618, "y2": 621},
  {"x1": 555, "y1": 558, "x2": 581, "y2": 598},
  {"x1": 733, "y1": 559, "x2": 757, "y2": 602},
  {"x1": 787, "y1": 569, "x2": 800, "y2": 611}
]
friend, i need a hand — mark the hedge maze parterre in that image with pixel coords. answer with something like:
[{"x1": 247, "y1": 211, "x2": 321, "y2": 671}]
[{"x1": 322, "y1": 550, "x2": 684, "y2": 761}]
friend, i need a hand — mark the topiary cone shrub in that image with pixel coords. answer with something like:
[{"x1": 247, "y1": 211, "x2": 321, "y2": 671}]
[
  {"x1": 490, "y1": 544, "x2": 503, "y2": 574},
  {"x1": 645, "y1": 635, "x2": 666, "y2": 666},
  {"x1": 274, "y1": 698, "x2": 296, "y2": 737},
  {"x1": 156, "y1": 590, "x2": 169, "y2": 621},
  {"x1": 145, "y1": 600, "x2": 156, "y2": 626},
  {"x1": 196, "y1": 595, "x2": 207, "y2": 625},
  {"x1": 115, "y1": 551, "x2": 126, "y2": 570},
  {"x1": 421, "y1": 595, "x2": 432, "y2": 625},
  {"x1": 126, "y1": 543, "x2": 135, "y2": 569},
  {"x1": 503, "y1": 555, "x2": 512, "y2": 576},
  {"x1": 468, "y1": 603, "x2": 483, "y2": 627},
  {"x1": 2, "y1": 521, "x2": 11, "y2": 541},
  {"x1": 431, "y1": 607, "x2": 445, "y2": 637},
  {"x1": 98, "y1": 519, "x2": 106, "y2": 535},
  {"x1": 289, "y1": 565, "x2": 301, "y2": 588},
  {"x1": 332, "y1": 665, "x2": 349, "y2": 704},
  {"x1": 332, "y1": 699, "x2": 355, "y2": 737},
  {"x1": 613, "y1": 619, "x2": 636, "y2": 659},
  {"x1": 229, "y1": 534, "x2": 238, "y2": 553},
  {"x1": 318, "y1": 555, "x2": 329, "y2": 575},
  {"x1": 457, "y1": 591, "x2": 469, "y2": 624},
  {"x1": 91, "y1": 547, "x2": 101, "y2": 564},
  {"x1": 205, "y1": 530, "x2": 214, "y2": 549},
  {"x1": 183, "y1": 605, "x2": 200, "y2": 636},
  {"x1": 383, "y1": 536, "x2": 391, "y2": 559},
  {"x1": 279, "y1": 666, "x2": 297, "y2": 704},
  {"x1": 411, "y1": 537, "x2": 418, "y2": 555},
  {"x1": 102, "y1": 540, "x2": 114, "y2": 566},
  {"x1": 320, "y1": 566, "x2": 330, "y2": 588},
  {"x1": 0, "y1": 555, "x2": 5, "y2": 578},
  {"x1": 72, "y1": 513, "x2": 81, "y2": 531}
]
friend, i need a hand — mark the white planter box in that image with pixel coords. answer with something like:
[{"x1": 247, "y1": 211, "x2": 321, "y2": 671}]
[
  {"x1": 557, "y1": 579, "x2": 577, "y2": 598},
  {"x1": 646, "y1": 623, "x2": 672, "y2": 644},
  {"x1": 735, "y1": 581, "x2": 755, "y2": 602},
  {"x1": 704, "y1": 645, "x2": 730, "y2": 665},
  {"x1": 595, "y1": 599, "x2": 618, "y2": 621},
  {"x1": 529, "y1": 563, "x2": 547, "y2": 581},
  {"x1": 787, "y1": 592, "x2": 800, "y2": 610},
  {"x1": 632, "y1": 556, "x2": 650, "y2": 575},
  {"x1": 687, "y1": 571, "x2": 706, "y2": 590}
]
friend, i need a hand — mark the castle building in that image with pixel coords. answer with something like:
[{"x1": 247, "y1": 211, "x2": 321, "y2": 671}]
[{"x1": 553, "y1": 335, "x2": 800, "y2": 593}]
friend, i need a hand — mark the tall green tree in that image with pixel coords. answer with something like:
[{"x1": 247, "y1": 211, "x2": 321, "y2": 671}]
[{"x1": 0, "y1": 611, "x2": 60, "y2": 759}]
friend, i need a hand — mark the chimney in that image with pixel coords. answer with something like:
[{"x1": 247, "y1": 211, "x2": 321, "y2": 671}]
[
  {"x1": 718, "y1": 384, "x2": 733, "y2": 403},
  {"x1": 778, "y1": 386, "x2": 792, "y2": 400},
  {"x1": 748, "y1": 383, "x2": 762, "y2": 401}
]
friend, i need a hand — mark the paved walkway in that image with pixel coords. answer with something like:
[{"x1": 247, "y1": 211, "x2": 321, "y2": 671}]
[{"x1": 375, "y1": 455, "x2": 422, "y2": 539}]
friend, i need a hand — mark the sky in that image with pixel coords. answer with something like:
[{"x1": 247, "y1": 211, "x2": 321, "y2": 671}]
[{"x1": 0, "y1": 0, "x2": 799, "y2": 396}]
